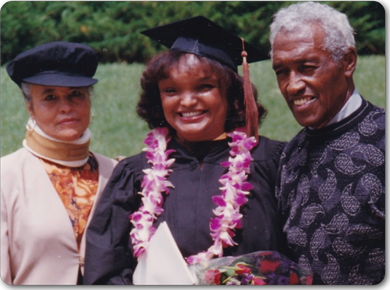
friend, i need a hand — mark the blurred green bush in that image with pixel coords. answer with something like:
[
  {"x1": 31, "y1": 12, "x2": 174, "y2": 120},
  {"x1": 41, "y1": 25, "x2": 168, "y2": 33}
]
[{"x1": 1, "y1": 1, "x2": 385, "y2": 65}]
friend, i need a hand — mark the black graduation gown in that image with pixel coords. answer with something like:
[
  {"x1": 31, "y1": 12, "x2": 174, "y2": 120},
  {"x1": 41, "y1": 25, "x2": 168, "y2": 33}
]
[{"x1": 84, "y1": 136, "x2": 287, "y2": 284}]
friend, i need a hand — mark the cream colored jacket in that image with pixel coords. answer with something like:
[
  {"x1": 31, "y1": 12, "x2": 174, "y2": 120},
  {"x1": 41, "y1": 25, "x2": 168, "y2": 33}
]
[{"x1": 1, "y1": 148, "x2": 117, "y2": 285}]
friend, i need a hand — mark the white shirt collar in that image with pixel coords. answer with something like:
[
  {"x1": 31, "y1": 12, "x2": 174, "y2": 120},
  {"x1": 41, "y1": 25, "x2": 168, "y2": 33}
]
[{"x1": 324, "y1": 89, "x2": 362, "y2": 127}]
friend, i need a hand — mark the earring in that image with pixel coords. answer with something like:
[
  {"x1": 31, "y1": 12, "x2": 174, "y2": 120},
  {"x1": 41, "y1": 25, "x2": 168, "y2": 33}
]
[{"x1": 90, "y1": 112, "x2": 95, "y2": 124}]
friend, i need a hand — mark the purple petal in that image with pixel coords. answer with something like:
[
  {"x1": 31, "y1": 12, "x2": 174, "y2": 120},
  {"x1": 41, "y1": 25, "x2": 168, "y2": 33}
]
[
  {"x1": 210, "y1": 218, "x2": 222, "y2": 231},
  {"x1": 234, "y1": 194, "x2": 248, "y2": 206},
  {"x1": 212, "y1": 195, "x2": 226, "y2": 207},
  {"x1": 241, "y1": 182, "x2": 253, "y2": 191},
  {"x1": 220, "y1": 161, "x2": 231, "y2": 167}
]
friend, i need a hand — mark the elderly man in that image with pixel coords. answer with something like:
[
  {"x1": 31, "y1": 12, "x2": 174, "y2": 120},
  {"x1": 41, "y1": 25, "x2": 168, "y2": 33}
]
[{"x1": 270, "y1": 2, "x2": 385, "y2": 285}]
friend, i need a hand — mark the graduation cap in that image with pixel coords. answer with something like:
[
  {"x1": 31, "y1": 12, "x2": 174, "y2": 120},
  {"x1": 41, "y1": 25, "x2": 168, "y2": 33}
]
[
  {"x1": 141, "y1": 16, "x2": 267, "y2": 141},
  {"x1": 141, "y1": 15, "x2": 268, "y2": 72}
]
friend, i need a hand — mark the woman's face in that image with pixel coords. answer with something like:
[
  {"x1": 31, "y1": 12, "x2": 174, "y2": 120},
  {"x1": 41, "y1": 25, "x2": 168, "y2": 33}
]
[
  {"x1": 26, "y1": 85, "x2": 91, "y2": 141},
  {"x1": 158, "y1": 54, "x2": 229, "y2": 142}
]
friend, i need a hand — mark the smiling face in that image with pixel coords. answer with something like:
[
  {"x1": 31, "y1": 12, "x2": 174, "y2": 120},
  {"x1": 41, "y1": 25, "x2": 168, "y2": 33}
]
[
  {"x1": 158, "y1": 54, "x2": 229, "y2": 142},
  {"x1": 272, "y1": 24, "x2": 356, "y2": 129},
  {"x1": 26, "y1": 85, "x2": 91, "y2": 141}
]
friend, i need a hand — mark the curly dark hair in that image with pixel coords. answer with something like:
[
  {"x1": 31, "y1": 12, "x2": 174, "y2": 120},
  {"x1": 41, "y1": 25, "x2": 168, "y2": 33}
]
[{"x1": 137, "y1": 50, "x2": 267, "y2": 134}]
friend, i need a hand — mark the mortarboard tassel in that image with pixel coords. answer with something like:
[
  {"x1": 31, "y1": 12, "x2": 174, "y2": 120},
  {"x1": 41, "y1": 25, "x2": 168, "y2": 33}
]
[{"x1": 241, "y1": 38, "x2": 259, "y2": 142}]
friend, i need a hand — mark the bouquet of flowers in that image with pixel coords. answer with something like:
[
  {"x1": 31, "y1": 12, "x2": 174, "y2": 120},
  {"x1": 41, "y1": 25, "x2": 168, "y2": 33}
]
[{"x1": 188, "y1": 251, "x2": 313, "y2": 285}]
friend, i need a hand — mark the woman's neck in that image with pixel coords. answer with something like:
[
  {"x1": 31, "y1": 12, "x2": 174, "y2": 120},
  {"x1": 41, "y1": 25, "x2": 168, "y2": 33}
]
[
  {"x1": 23, "y1": 118, "x2": 91, "y2": 167},
  {"x1": 175, "y1": 132, "x2": 228, "y2": 163}
]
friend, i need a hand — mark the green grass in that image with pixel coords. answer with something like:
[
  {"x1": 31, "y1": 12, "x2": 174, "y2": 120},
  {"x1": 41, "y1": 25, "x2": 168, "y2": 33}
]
[{"x1": 0, "y1": 56, "x2": 385, "y2": 158}]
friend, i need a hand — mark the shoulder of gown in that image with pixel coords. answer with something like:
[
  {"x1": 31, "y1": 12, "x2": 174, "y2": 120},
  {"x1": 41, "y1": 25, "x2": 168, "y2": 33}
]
[
  {"x1": 84, "y1": 152, "x2": 146, "y2": 285},
  {"x1": 252, "y1": 135, "x2": 286, "y2": 164},
  {"x1": 251, "y1": 136, "x2": 286, "y2": 189}
]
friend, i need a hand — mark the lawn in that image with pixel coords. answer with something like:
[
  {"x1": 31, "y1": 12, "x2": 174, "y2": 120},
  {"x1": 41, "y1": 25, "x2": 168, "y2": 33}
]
[{"x1": 0, "y1": 56, "x2": 385, "y2": 158}]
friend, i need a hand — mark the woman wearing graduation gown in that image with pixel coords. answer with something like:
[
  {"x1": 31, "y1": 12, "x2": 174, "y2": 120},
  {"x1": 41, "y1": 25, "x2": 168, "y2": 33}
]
[{"x1": 84, "y1": 16, "x2": 289, "y2": 285}]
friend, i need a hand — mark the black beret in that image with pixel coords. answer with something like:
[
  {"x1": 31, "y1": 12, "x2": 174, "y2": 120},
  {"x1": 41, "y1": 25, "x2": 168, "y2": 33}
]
[
  {"x1": 6, "y1": 41, "x2": 98, "y2": 87},
  {"x1": 141, "y1": 16, "x2": 268, "y2": 72}
]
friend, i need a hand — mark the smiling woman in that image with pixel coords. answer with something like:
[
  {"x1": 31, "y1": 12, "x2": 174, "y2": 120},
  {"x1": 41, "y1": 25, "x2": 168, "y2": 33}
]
[
  {"x1": 83, "y1": 16, "x2": 309, "y2": 285},
  {"x1": 0, "y1": 41, "x2": 117, "y2": 285},
  {"x1": 137, "y1": 48, "x2": 266, "y2": 138},
  {"x1": 158, "y1": 54, "x2": 229, "y2": 142}
]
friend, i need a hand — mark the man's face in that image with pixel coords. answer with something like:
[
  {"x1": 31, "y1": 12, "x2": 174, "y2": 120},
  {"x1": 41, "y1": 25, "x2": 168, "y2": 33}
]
[{"x1": 272, "y1": 24, "x2": 352, "y2": 129}]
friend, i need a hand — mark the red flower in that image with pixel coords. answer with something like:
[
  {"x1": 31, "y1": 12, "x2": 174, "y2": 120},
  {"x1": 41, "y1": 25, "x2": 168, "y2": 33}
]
[
  {"x1": 259, "y1": 260, "x2": 280, "y2": 273},
  {"x1": 235, "y1": 263, "x2": 252, "y2": 275},
  {"x1": 306, "y1": 274, "x2": 314, "y2": 285},
  {"x1": 204, "y1": 269, "x2": 221, "y2": 285},
  {"x1": 289, "y1": 272, "x2": 300, "y2": 285},
  {"x1": 252, "y1": 277, "x2": 267, "y2": 285}
]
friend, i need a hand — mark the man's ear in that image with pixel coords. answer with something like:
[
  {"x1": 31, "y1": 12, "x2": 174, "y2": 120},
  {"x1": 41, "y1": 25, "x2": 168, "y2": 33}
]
[{"x1": 343, "y1": 47, "x2": 357, "y2": 77}]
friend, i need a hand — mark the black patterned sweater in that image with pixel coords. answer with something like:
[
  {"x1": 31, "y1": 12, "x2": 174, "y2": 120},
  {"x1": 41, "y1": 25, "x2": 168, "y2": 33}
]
[{"x1": 275, "y1": 99, "x2": 385, "y2": 285}]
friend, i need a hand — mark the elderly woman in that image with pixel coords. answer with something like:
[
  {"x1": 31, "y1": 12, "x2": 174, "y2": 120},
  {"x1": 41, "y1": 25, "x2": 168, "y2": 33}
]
[
  {"x1": 0, "y1": 41, "x2": 117, "y2": 285},
  {"x1": 84, "y1": 17, "x2": 309, "y2": 285}
]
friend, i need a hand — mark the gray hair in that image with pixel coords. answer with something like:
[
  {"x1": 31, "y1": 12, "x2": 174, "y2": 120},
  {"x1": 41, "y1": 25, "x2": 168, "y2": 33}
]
[
  {"x1": 21, "y1": 82, "x2": 94, "y2": 102},
  {"x1": 269, "y1": 1, "x2": 355, "y2": 62},
  {"x1": 21, "y1": 82, "x2": 32, "y2": 102}
]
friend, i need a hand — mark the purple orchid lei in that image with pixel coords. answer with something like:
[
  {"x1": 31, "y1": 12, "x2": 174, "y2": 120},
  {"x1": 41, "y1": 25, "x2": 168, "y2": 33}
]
[
  {"x1": 129, "y1": 128, "x2": 257, "y2": 264},
  {"x1": 129, "y1": 127, "x2": 175, "y2": 257}
]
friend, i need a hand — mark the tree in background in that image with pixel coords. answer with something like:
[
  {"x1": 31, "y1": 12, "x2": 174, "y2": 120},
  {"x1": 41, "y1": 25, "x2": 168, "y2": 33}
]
[{"x1": 1, "y1": 1, "x2": 385, "y2": 65}]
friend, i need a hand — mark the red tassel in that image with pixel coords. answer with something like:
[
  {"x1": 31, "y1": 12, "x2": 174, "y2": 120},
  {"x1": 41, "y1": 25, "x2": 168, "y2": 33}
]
[{"x1": 241, "y1": 38, "x2": 259, "y2": 142}]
